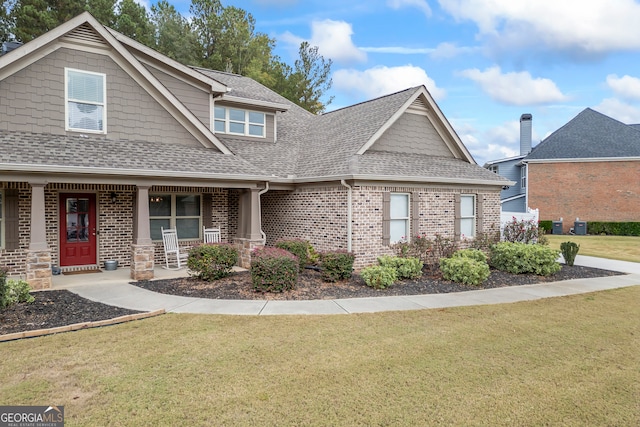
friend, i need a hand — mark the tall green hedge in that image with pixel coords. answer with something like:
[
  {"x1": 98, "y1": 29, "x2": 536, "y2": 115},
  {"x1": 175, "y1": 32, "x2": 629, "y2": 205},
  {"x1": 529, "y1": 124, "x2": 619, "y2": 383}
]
[{"x1": 587, "y1": 222, "x2": 640, "y2": 236}]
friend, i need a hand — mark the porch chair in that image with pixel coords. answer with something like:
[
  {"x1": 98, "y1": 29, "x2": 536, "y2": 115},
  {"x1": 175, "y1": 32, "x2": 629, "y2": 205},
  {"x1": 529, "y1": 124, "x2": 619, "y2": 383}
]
[
  {"x1": 203, "y1": 226, "x2": 221, "y2": 244},
  {"x1": 161, "y1": 227, "x2": 189, "y2": 270}
]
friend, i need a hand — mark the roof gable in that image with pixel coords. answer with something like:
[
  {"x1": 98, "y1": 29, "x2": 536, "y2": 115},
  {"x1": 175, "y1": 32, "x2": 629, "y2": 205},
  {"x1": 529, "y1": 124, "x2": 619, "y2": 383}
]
[
  {"x1": 0, "y1": 12, "x2": 232, "y2": 154},
  {"x1": 355, "y1": 86, "x2": 475, "y2": 163},
  {"x1": 526, "y1": 108, "x2": 640, "y2": 160}
]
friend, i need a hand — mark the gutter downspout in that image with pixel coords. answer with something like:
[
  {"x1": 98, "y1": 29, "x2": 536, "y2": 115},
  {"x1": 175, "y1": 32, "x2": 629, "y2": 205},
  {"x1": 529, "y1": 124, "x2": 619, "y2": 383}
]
[
  {"x1": 258, "y1": 181, "x2": 269, "y2": 244},
  {"x1": 340, "y1": 180, "x2": 352, "y2": 252}
]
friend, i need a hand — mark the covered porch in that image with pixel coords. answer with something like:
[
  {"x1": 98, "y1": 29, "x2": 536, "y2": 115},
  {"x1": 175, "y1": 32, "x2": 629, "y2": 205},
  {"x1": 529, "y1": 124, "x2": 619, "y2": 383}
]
[{"x1": 1, "y1": 177, "x2": 266, "y2": 290}]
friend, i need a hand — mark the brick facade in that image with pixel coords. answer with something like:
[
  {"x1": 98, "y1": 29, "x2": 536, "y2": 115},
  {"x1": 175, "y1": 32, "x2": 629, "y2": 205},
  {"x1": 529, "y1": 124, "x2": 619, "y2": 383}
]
[
  {"x1": 528, "y1": 161, "x2": 640, "y2": 232},
  {"x1": 261, "y1": 185, "x2": 501, "y2": 269},
  {"x1": 0, "y1": 182, "x2": 231, "y2": 278}
]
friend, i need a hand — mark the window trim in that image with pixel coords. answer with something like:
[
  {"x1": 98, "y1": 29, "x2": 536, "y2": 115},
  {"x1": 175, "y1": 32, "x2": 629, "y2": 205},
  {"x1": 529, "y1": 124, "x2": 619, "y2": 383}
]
[
  {"x1": 214, "y1": 105, "x2": 266, "y2": 138},
  {"x1": 390, "y1": 192, "x2": 410, "y2": 243},
  {"x1": 65, "y1": 67, "x2": 107, "y2": 134},
  {"x1": 460, "y1": 194, "x2": 476, "y2": 238},
  {"x1": 149, "y1": 193, "x2": 202, "y2": 241},
  {"x1": 520, "y1": 165, "x2": 527, "y2": 188},
  {"x1": 488, "y1": 165, "x2": 499, "y2": 174}
]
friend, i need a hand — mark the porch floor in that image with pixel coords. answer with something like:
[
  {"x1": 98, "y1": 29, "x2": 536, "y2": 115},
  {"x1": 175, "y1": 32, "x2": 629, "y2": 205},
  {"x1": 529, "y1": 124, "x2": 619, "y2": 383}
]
[{"x1": 52, "y1": 266, "x2": 244, "y2": 289}]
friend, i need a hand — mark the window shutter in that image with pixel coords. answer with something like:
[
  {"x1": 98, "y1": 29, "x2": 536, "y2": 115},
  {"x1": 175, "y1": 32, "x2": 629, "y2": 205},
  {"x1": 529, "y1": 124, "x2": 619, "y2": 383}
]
[
  {"x1": 454, "y1": 193, "x2": 461, "y2": 241},
  {"x1": 382, "y1": 192, "x2": 390, "y2": 246},
  {"x1": 202, "y1": 193, "x2": 213, "y2": 228},
  {"x1": 5, "y1": 189, "x2": 19, "y2": 250},
  {"x1": 411, "y1": 192, "x2": 420, "y2": 239},
  {"x1": 477, "y1": 195, "x2": 484, "y2": 234}
]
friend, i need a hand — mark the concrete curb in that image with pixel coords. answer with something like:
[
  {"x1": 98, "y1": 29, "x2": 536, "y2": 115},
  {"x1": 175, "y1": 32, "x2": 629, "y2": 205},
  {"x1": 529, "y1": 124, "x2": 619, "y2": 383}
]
[{"x1": 0, "y1": 309, "x2": 165, "y2": 343}]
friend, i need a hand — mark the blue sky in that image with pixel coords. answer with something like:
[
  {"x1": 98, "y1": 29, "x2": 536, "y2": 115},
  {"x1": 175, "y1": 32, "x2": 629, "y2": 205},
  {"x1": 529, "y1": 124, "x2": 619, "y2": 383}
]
[{"x1": 162, "y1": 0, "x2": 640, "y2": 165}]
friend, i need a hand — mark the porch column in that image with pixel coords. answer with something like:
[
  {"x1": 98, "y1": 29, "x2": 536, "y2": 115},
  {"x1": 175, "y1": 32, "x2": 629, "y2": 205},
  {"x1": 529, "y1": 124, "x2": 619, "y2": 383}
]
[
  {"x1": 26, "y1": 181, "x2": 52, "y2": 290},
  {"x1": 235, "y1": 188, "x2": 264, "y2": 268},
  {"x1": 131, "y1": 185, "x2": 155, "y2": 280}
]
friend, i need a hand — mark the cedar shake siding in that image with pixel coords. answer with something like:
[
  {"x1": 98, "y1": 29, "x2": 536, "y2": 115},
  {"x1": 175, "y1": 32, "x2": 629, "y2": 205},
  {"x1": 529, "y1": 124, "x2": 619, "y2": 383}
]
[
  {"x1": 145, "y1": 63, "x2": 211, "y2": 128},
  {"x1": 0, "y1": 48, "x2": 204, "y2": 147},
  {"x1": 371, "y1": 112, "x2": 454, "y2": 157}
]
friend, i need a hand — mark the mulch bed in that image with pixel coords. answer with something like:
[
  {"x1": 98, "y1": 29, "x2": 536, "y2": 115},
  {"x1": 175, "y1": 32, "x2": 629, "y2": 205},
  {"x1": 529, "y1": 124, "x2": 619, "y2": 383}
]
[
  {"x1": 0, "y1": 264, "x2": 624, "y2": 337},
  {"x1": 135, "y1": 265, "x2": 623, "y2": 301}
]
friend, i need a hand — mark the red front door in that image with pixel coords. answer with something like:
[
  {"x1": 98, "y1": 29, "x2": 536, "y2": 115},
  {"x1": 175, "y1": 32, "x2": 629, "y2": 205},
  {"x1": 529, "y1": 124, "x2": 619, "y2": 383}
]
[{"x1": 60, "y1": 194, "x2": 97, "y2": 267}]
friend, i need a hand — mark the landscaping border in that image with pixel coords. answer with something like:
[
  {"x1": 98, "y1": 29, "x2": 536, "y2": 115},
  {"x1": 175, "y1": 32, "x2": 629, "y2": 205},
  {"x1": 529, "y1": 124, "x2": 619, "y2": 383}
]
[{"x1": 0, "y1": 309, "x2": 165, "y2": 342}]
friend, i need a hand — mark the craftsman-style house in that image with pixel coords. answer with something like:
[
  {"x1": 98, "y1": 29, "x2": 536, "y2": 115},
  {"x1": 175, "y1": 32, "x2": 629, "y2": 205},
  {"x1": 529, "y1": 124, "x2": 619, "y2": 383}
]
[{"x1": 0, "y1": 13, "x2": 509, "y2": 289}]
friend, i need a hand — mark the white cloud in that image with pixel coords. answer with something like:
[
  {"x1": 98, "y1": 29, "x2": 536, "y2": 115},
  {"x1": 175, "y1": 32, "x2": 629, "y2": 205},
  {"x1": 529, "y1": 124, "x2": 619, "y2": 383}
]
[
  {"x1": 592, "y1": 98, "x2": 640, "y2": 124},
  {"x1": 438, "y1": 0, "x2": 640, "y2": 55},
  {"x1": 387, "y1": 0, "x2": 432, "y2": 17},
  {"x1": 430, "y1": 42, "x2": 478, "y2": 59},
  {"x1": 360, "y1": 46, "x2": 435, "y2": 54},
  {"x1": 459, "y1": 66, "x2": 568, "y2": 105},
  {"x1": 281, "y1": 20, "x2": 366, "y2": 64},
  {"x1": 333, "y1": 65, "x2": 446, "y2": 100},
  {"x1": 606, "y1": 74, "x2": 640, "y2": 101}
]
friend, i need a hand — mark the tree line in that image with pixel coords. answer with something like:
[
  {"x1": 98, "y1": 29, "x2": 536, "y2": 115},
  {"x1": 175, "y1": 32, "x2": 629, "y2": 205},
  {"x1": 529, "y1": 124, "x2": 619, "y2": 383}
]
[{"x1": 1, "y1": 0, "x2": 333, "y2": 113}]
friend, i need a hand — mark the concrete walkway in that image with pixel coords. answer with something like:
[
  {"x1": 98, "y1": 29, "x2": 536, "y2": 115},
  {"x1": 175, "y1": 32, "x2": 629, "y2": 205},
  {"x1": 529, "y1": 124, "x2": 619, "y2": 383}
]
[{"x1": 55, "y1": 255, "x2": 640, "y2": 315}]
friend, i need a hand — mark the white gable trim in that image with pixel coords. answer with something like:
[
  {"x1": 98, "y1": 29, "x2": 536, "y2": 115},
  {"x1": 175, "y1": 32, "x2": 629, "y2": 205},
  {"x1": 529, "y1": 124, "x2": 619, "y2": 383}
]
[
  {"x1": 355, "y1": 86, "x2": 475, "y2": 163},
  {"x1": 0, "y1": 12, "x2": 233, "y2": 154}
]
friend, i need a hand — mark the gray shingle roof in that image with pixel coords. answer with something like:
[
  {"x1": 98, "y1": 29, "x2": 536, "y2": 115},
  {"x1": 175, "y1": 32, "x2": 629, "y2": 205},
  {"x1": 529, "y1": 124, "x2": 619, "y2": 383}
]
[
  {"x1": 0, "y1": 130, "x2": 267, "y2": 178},
  {"x1": 526, "y1": 108, "x2": 640, "y2": 160},
  {"x1": 354, "y1": 151, "x2": 508, "y2": 183}
]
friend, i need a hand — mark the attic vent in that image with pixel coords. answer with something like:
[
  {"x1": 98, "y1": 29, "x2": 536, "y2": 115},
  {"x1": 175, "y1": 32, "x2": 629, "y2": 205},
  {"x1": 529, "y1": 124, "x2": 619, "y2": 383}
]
[
  {"x1": 407, "y1": 97, "x2": 429, "y2": 115},
  {"x1": 62, "y1": 24, "x2": 106, "y2": 46}
]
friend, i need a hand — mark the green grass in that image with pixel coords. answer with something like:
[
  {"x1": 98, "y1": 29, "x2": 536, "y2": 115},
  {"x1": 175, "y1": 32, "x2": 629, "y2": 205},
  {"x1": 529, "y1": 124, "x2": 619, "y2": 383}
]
[
  {"x1": 2, "y1": 287, "x2": 639, "y2": 426},
  {"x1": 545, "y1": 235, "x2": 640, "y2": 263}
]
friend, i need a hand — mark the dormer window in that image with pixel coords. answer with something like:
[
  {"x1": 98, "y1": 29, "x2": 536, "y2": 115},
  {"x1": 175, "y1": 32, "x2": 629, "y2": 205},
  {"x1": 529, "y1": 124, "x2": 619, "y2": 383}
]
[
  {"x1": 65, "y1": 68, "x2": 106, "y2": 133},
  {"x1": 214, "y1": 106, "x2": 265, "y2": 137}
]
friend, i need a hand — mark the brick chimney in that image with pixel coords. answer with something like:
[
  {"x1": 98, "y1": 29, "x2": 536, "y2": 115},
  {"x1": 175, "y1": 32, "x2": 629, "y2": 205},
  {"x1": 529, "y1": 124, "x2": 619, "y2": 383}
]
[{"x1": 520, "y1": 114, "x2": 532, "y2": 155}]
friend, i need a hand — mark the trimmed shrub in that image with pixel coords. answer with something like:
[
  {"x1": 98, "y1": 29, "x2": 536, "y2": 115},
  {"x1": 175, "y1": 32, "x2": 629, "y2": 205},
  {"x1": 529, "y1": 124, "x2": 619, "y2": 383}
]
[
  {"x1": 187, "y1": 244, "x2": 238, "y2": 281},
  {"x1": 275, "y1": 239, "x2": 310, "y2": 271},
  {"x1": 490, "y1": 242, "x2": 560, "y2": 276},
  {"x1": 560, "y1": 241, "x2": 580, "y2": 266},
  {"x1": 440, "y1": 257, "x2": 490, "y2": 286},
  {"x1": 319, "y1": 250, "x2": 355, "y2": 282},
  {"x1": 451, "y1": 248, "x2": 488, "y2": 263},
  {"x1": 251, "y1": 247, "x2": 299, "y2": 293},
  {"x1": 360, "y1": 266, "x2": 397, "y2": 289},
  {"x1": 538, "y1": 220, "x2": 553, "y2": 234},
  {"x1": 377, "y1": 255, "x2": 423, "y2": 280},
  {"x1": 1, "y1": 272, "x2": 34, "y2": 309},
  {"x1": 587, "y1": 221, "x2": 640, "y2": 236}
]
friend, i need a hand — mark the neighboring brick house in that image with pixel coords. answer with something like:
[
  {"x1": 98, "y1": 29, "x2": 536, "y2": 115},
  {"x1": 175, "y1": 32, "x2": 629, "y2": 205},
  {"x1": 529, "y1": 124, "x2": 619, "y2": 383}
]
[
  {"x1": 0, "y1": 13, "x2": 509, "y2": 289},
  {"x1": 524, "y1": 108, "x2": 640, "y2": 233}
]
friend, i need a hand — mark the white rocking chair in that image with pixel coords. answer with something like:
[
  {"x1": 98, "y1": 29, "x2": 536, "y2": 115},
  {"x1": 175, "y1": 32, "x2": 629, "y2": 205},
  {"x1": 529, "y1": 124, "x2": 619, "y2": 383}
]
[
  {"x1": 161, "y1": 227, "x2": 189, "y2": 270},
  {"x1": 203, "y1": 226, "x2": 221, "y2": 244}
]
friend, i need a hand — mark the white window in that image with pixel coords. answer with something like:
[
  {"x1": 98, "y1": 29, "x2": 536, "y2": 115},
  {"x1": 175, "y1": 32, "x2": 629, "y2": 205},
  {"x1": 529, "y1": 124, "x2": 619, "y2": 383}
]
[
  {"x1": 521, "y1": 166, "x2": 527, "y2": 188},
  {"x1": 460, "y1": 194, "x2": 476, "y2": 238},
  {"x1": 65, "y1": 68, "x2": 106, "y2": 133},
  {"x1": 489, "y1": 165, "x2": 499, "y2": 174},
  {"x1": 214, "y1": 106, "x2": 265, "y2": 137},
  {"x1": 390, "y1": 193, "x2": 409, "y2": 243},
  {"x1": 149, "y1": 194, "x2": 201, "y2": 241}
]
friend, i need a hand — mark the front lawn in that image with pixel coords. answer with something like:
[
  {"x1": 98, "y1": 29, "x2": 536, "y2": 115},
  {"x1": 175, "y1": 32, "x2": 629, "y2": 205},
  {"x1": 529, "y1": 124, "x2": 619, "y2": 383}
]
[
  {"x1": 546, "y1": 234, "x2": 640, "y2": 263},
  {"x1": 1, "y1": 286, "x2": 638, "y2": 426}
]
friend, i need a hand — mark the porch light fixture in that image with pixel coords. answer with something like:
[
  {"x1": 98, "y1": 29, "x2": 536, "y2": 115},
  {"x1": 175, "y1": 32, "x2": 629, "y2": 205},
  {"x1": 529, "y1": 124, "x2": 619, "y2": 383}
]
[
  {"x1": 150, "y1": 196, "x2": 164, "y2": 203},
  {"x1": 110, "y1": 192, "x2": 117, "y2": 203}
]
